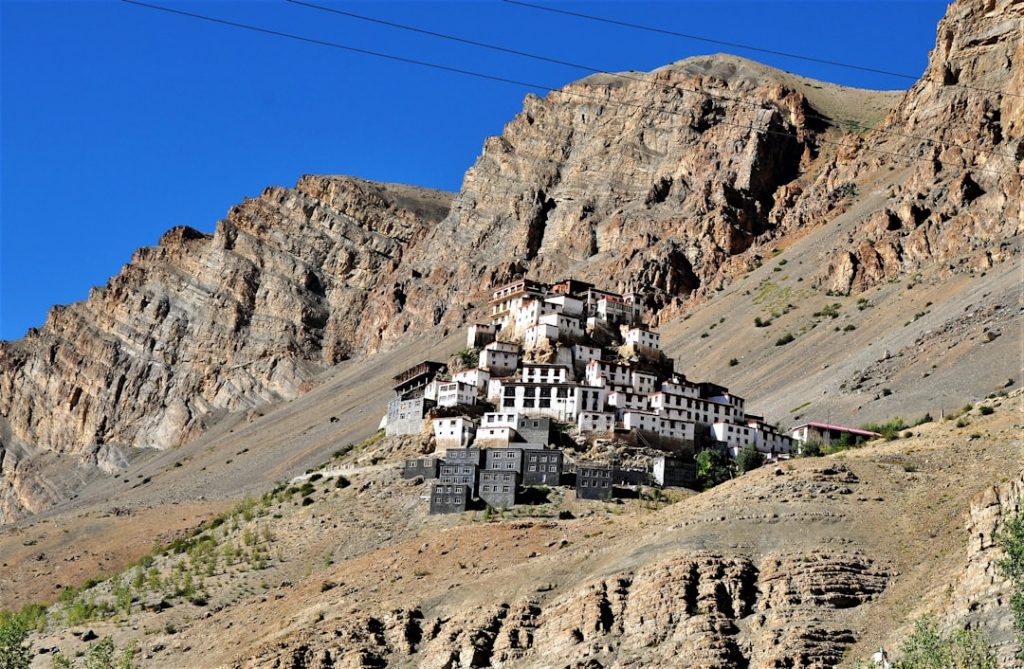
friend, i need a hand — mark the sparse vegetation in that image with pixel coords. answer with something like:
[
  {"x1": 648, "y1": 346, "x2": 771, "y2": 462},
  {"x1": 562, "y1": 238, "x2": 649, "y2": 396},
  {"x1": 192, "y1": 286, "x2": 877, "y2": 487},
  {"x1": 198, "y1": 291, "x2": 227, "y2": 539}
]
[
  {"x1": 696, "y1": 449, "x2": 732, "y2": 490},
  {"x1": 774, "y1": 333, "x2": 795, "y2": 346},
  {"x1": 996, "y1": 510, "x2": 1024, "y2": 646},
  {"x1": 878, "y1": 616, "x2": 995, "y2": 668},
  {"x1": 861, "y1": 417, "x2": 907, "y2": 441},
  {"x1": 728, "y1": 358, "x2": 739, "y2": 367},
  {"x1": 736, "y1": 446, "x2": 765, "y2": 474},
  {"x1": 753, "y1": 316, "x2": 772, "y2": 328},
  {"x1": 812, "y1": 303, "x2": 841, "y2": 319},
  {"x1": 979, "y1": 405, "x2": 994, "y2": 415},
  {"x1": 0, "y1": 614, "x2": 31, "y2": 669}
]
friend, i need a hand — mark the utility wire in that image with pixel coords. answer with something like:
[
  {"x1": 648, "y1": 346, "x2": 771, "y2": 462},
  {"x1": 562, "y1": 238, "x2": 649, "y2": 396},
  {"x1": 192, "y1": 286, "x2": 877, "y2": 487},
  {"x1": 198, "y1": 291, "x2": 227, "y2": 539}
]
[
  {"x1": 502, "y1": 0, "x2": 1023, "y2": 100},
  {"x1": 121, "y1": 0, "x2": 1014, "y2": 177},
  {"x1": 286, "y1": 0, "x2": 1017, "y2": 161}
]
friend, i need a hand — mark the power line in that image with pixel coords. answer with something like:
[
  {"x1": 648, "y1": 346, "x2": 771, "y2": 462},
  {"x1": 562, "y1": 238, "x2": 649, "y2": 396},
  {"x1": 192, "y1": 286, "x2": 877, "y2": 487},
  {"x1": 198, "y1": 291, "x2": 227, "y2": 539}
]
[
  {"x1": 120, "y1": 0, "x2": 1013, "y2": 177},
  {"x1": 286, "y1": 0, "x2": 1016, "y2": 162},
  {"x1": 502, "y1": 0, "x2": 1024, "y2": 101}
]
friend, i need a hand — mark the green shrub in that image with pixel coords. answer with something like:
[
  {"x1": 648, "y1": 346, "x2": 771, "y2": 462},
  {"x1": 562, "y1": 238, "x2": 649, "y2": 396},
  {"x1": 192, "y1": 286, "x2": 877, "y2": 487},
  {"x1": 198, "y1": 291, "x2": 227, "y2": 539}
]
[
  {"x1": 775, "y1": 333, "x2": 795, "y2": 346},
  {"x1": 696, "y1": 449, "x2": 732, "y2": 490},
  {"x1": 728, "y1": 358, "x2": 739, "y2": 367},
  {"x1": 889, "y1": 616, "x2": 995, "y2": 668},
  {"x1": 996, "y1": 511, "x2": 1024, "y2": 644},
  {"x1": 799, "y1": 440, "x2": 823, "y2": 457},
  {"x1": 861, "y1": 417, "x2": 907, "y2": 441},
  {"x1": 0, "y1": 615, "x2": 31, "y2": 669},
  {"x1": 979, "y1": 405, "x2": 994, "y2": 415},
  {"x1": 812, "y1": 303, "x2": 841, "y2": 319},
  {"x1": 753, "y1": 316, "x2": 772, "y2": 328},
  {"x1": 736, "y1": 446, "x2": 765, "y2": 474}
]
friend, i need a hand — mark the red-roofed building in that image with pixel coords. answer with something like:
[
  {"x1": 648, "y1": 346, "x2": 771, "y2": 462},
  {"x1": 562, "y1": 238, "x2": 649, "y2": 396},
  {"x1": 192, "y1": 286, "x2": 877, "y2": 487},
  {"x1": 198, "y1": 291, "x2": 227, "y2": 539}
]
[{"x1": 790, "y1": 422, "x2": 881, "y2": 447}]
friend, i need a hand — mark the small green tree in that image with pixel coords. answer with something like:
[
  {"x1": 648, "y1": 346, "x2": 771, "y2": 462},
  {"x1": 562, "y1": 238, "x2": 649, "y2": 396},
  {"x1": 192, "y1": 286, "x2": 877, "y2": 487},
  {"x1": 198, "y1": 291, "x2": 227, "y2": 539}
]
[
  {"x1": 892, "y1": 617, "x2": 995, "y2": 668},
  {"x1": 800, "y1": 439, "x2": 823, "y2": 457},
  {"x1": 736, "y1": 446, "x2": 765, "y2": 474},
  {"x1": 997, "y1": 510, "x2": 1024, "y2": 647},
  {"x1": 696, "y1": 449, "x2": 731, "y2": 490},
  {"x1": 0, "y1": 615, "x2": 31, "y2": 669}
]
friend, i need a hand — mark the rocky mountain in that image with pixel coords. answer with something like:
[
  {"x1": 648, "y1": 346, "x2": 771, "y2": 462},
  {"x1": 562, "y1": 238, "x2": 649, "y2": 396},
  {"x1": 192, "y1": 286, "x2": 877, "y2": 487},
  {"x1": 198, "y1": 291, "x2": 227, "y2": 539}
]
[
  {"x1": 0, "y1": 178, "x2": 452, "y2": 518},
  {"x1": 0, "y1": 0, "x2": 1018, "y2": 548},
  {"x1": 807, "y1": 0, "x2": 1023, "y2": 293}
]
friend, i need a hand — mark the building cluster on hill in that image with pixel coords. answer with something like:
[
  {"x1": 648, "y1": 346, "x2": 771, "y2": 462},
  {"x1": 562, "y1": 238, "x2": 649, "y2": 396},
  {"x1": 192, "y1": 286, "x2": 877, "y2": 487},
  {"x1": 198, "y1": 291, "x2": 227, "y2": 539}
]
[{"x1": 383, "y1": 278, "x2": 796, "y2": 514}]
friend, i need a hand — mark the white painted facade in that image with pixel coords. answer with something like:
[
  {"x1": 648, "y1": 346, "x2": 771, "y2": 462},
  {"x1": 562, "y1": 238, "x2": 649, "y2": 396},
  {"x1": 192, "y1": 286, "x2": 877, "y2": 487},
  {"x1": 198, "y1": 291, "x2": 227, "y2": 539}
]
[
  {"x1": 624, "y1": 327, "x2": 660, "y2": 351},
  {"x1": 712, "y1": 421, "x2": 756, "y2": 456},
  {"x1": 607, "y1": 390, "x2": 650, "y2": 412},
  {"x1": 476, "y1": 425, "x2": 516, "y2": 446},
  {"x1": 500, "y1": 383, "x2": 607, "y2": 421},
  {"x1": 437, "y1": 382, "x2": 477, "y2": 408},
  {"x1": 524, "y1": 323, "x2": 560, "y2": 349},
  {"x1": 466, "y1": 323, "x2": 496, "y2": 349},
  {"x1": 572, "y1": 344, "x2": 602, "y2": 367},
  {"x1": 585, "y1": 360, "x2": 631, "y2": 388},
  {"x1": 544, "y1": 294, "x2": 584, "y2": 316},
  {"x1": 577, "y1": 410, "x2": 616, "y2": 432},
  {"x1": 539, "y1": 312, "x2": 584, "y2": 339},
  {"x1": 480, "y1": 341, "x2": 520, "y2": 375},
  {"x1": 433, "y1": 417, "x2": 476, "y2": 448},
  {"x1": 453, "y1": 368, "x2": 490, "y2": 393},
  {"x1": 630, "y1": 370, "x2": 658, "y2": 395},
  {"x1": 522, "y1": 364, "x2": 571, "y2": 384}
]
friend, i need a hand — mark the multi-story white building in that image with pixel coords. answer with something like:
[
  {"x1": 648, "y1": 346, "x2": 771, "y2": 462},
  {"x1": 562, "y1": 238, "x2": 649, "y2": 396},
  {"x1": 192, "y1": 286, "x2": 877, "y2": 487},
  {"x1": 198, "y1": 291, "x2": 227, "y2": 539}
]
[
  {"x1": 572, "y1": 344, "x2": 602, "y2": 368},
  {"x1": 466, "y1": 323, "x2": 497, "y2": 349},
  {"x1": 607, "y1": 390, "x2": 650, "y2": 412},
  {"x1": 489, "y1": 279, "x2": 548, "y2": 332},
  {"x1": 437, "y1": 381, "x2": 477, "y2": 408},
  {"x1": 711, "y1": 421, "x2": 757, "y2": 456},
  {"x1": 539, "y1": 312, "x2": 585, "y2": 340},
  {"x1": 544, "y1": 294, "x2": 584, "y2": 316},
  {"x1": 524, "y1": 322, "x2": 560, "y2": 349},
  {"x1": 649, "y1": 391, "x2": 691, "y2": 421},
  {"x1": 577, "y1": 410, "x2": 616, "y2": 432},
  {"x1": 521, "y1": 363, "x2": 571, "y2": 384},
  {"x1": 623, "y1": 410, "x2": 661, "y2": 433},
  {"x1": 585, "y1": 360, "x2": 632, "y2": 388},
  {"x1": 480, "y1": 341, "x2": 520, "y2": 375},
  {"x1": 453, "y1": 368, "x2": 490, "y2": 394},
  {"x1": 630, "y1": 370, "x2": 658, "y2": 395},
  {"x1": 433, "y1": 417, "x2": 476, "y2": 448},
  {"x1": 500, "y1": 382, "x2": 607, "y2": 421},
  {"x1": 624, "y1": 327, "x2": 661, "y2": 352}
]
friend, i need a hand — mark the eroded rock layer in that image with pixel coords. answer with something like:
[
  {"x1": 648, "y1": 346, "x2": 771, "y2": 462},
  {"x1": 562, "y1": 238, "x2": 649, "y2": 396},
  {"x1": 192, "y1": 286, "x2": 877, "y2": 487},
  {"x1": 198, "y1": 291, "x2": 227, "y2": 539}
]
[{"x1": 236, "y1": 550, "x2": 889, "y2": 669}]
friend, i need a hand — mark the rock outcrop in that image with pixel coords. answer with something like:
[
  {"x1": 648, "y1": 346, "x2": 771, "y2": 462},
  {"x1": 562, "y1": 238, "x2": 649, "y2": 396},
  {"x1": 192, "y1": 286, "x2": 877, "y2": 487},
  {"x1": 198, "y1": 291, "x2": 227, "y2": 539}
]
[
  {"x1": 0, "y1": 177, "x2": 452, "y2": 518},
  {"x1": 810, "y1": 0, "x2": 1022, "y2": 294},
  {"x1": 235, "y1": 550, "x2": 889, "y2": 669},
  {"x1": 949, "y1": 470, "x2": 1023, "y2": 666}
]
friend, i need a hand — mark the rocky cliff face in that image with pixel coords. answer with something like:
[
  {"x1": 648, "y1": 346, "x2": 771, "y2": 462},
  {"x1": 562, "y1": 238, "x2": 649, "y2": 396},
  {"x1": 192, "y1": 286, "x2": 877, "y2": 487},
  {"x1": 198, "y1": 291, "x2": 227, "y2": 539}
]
[
  {"x1": 949, "y1": 470, "x2": 1023, "y2": 666},
  {"x1": 810, "y1": 0, "x2": 1022, "y2": 293},
  {"x1": 238, "y1": 549, "x2": 889, "y2": 669},
  {"x1": 0, "y1": 177, "x2": 451, "y2": 518}
]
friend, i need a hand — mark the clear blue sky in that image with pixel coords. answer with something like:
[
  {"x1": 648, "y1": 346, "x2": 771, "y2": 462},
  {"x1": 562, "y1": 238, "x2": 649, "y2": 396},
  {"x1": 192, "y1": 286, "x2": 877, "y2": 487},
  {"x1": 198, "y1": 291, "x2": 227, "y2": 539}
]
[{"x1": 1, "y1": 0, "x2": 947, "y2": 341}]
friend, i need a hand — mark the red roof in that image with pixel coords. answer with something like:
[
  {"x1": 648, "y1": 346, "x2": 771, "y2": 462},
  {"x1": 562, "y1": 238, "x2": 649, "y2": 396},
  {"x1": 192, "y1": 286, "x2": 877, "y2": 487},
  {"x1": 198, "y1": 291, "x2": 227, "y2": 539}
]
[{"x1": 794, "y1": 422, "x2": 881, "y2": 438}]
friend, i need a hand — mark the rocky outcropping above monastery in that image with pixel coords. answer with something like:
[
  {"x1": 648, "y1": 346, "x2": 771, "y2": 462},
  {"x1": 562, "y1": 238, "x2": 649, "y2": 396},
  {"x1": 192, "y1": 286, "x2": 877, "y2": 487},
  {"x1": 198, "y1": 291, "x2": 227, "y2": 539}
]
[
  {"x1": 813, "y1": 0, "x2": 1022, "y2": 293},
  {"x1": 0, "y1": 177, "x2": 452, "y2": 518}
]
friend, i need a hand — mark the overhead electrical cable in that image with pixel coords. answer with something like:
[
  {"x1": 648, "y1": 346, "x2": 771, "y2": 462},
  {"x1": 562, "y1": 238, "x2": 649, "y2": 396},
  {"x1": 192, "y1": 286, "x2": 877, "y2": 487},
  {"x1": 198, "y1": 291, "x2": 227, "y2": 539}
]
[
  {"x1": 286, "y1": 0, "x2": 1017, "y2": 162},
  {"x1": 120, "y1": 0, "x2": 1014, "y2": 177},
  {"x1": 501, "y1": 0, "x2": 1023, "y2": 100}
]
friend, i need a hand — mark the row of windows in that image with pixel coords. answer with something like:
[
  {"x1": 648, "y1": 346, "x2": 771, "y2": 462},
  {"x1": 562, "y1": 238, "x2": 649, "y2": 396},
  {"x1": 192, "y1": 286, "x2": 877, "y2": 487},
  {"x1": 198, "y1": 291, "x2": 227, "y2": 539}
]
[
  {"x1": 480, "y1": 485, "x2": 513, "y2": 493},
  {"x1": 579, "y1": 480, "x2": 610, "y2": 487},
  {"x1": 434, "y1": 496, "x2": 464, "y2": 504},
  {"x1": 527, "y1": 464, "x2": 559, "y2": 472}
]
